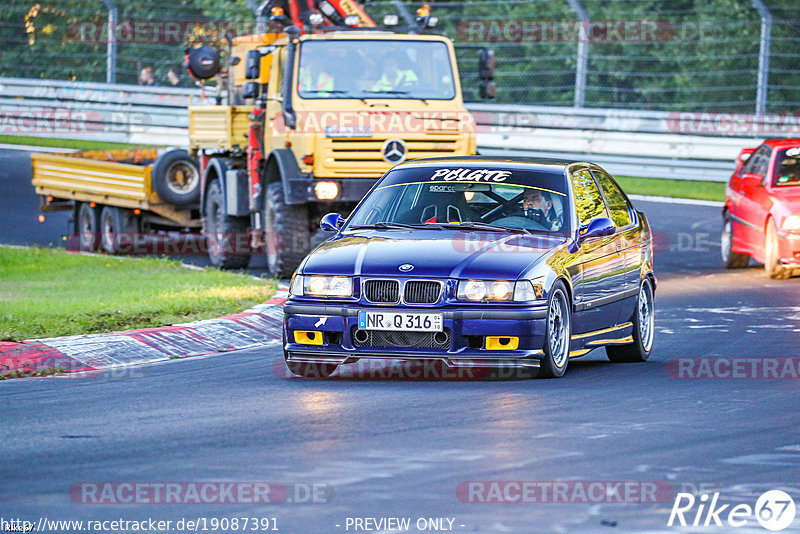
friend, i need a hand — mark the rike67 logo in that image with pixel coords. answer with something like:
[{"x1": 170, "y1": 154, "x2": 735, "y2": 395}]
[{"x1": 668, "y1": 490, "x2": 795, "y2": 531}]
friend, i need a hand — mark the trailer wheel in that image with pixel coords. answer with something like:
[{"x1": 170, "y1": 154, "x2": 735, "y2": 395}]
[
  {"x1": 99, "y1": 206, "x2": 139, "y2": 254},
  {"x1": 264, "y1": 181, "x2": 309, "y2": 278},
  {"x1": 77, "y1": 203, "x2": 100, "y2": 251},
  {"x1": 152, "y1": 149, "x2": 201, "y2": 207},
  {"x1": 204, "y1": 180, "x2": 250, "y2": 269}
]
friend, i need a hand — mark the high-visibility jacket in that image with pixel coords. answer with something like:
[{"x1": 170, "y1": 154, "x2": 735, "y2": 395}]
[
  {"x1": 299, "y1": 68, "x2": 334, "y2": 93},
  {"x1": 372, "y1": 69, "x2": 418, "y2": 92}
]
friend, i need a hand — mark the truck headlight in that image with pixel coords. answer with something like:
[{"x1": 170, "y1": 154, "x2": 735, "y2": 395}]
[
  {"x1": 782, "y1": 215, "x2": 800, "y2": 231},
  {"x1": 293, "y1": 275, "x2": 352, "y2": 297},
  {"x1": 315, "y1": 181, "x2": 339, "y2": 200},
  {"x1": 457, "y1": 280, "x2": 545, "y2": 302}
]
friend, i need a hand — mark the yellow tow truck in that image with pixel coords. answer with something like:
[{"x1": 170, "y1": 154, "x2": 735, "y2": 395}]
[{"x1": 33, "y1": 2, "x2": 493, "y2": 276}]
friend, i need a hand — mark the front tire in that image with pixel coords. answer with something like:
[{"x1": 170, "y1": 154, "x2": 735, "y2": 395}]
[
  {"x1": 764, "y1": 218, "x2": 789, "y2": 279},
  {"x1": 264, "y1": 181, "x2": 310, "y2": 277},
  {"x1": 204, "y1": 179, "x2": 250, "y2": 269},
  {"x1": 721, "y1": 216, "x2": 750, "y2": 268},
  {"x1": 607, "y1": 277, "x2": 655, "y2": 363},
  {"x1": 539, "y1": 281, "x2": 571, "y2": 378}
]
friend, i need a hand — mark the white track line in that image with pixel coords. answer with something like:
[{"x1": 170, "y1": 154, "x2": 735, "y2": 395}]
[{"x1": 629, "y1": 194, "x2": 724, "y2": 208}]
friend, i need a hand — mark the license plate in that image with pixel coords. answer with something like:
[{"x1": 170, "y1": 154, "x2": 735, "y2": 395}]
[{"x1": 358, "y1": 311, "x2": 443, "y2": 332}]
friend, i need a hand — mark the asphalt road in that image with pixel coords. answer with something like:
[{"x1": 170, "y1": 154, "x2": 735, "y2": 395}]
[{"x1": 2, "y1": 147, "x2": 800, "y2": 533}]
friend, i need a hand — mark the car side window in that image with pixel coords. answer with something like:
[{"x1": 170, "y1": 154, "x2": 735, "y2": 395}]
[
  {"x1": 741, "y1": 145, "x2": 771, "y2": 177},
  {"x1": 591, "y1": 169, "x2": 632, "y2": 228},
  {"x1": 570, "y1": 169, "x2": 608, "y2": 225}
]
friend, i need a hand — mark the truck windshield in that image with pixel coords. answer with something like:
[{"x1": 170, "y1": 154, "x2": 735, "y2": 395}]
[{"x1": 297, "y1": 40, "x2": 456, "y2": 101}]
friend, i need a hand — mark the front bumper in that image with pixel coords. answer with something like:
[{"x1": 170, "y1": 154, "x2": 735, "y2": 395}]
[
  {"x1": 283, "y1": 301, "x2": 548, "y2": 369},
  {"x1": 777, "y1": 232, "x2": 800, "y2": 266},
  {"x1": 285, "y1": 174, "x2": 377, "y2": 204}
]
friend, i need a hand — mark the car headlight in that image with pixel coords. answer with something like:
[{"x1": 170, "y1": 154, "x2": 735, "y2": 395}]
[
  {"x1": 457, "y1": 280, "x2": 544, "y2": 302},
  {"x1": 782, "y1": 215, "x2": 800, "y2": 231},
  {"x1": 290, "y1": 275, "x2": 353, "y2": 297}
]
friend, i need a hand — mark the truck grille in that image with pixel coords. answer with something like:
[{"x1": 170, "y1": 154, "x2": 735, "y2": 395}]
[
  {"x1": 404, "y1": 281, "x2": 442, "y2": 304},
  {"x1": 363, "y1": 279, "x2": 400, "y2": 303},
  {"x1": 320, "y1": 137, "x2": 464, "y2": 178},
  {"x1": 351, "y1": 327, "x2": 451, "y2": 349}
]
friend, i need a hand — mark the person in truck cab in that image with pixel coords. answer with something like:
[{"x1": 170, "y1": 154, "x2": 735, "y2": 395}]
[
  {"x1": 372, "y1": 53, "x2": 418, "y2": 92},
  {"x1": 298, "y1": 55, "x2": 334, "y2": 95}
]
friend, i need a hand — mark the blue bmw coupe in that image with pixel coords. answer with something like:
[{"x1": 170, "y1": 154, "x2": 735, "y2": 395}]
[{"x1": 283, "y1": 157, "x2": 655, "y2": 378}]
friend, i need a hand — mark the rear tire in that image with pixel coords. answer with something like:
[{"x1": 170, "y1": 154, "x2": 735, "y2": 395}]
[
  {"x1": 77, "y1": 202, "x2": 100, "y2": 252},
  {"x1": 151, "y1": 149, "x2": 201, "y2": 207},
  {"x1": 721, "y1": 216, "x2": 750, "y2": 268},
  {"x1": 99, "y1": 206, "x2": 138, "y2": 254},
  {"x1": 764, "y1": 218, "x2": 789, "y2": 279},
  {"x1": 204, "y1": 180, "x2": 251, "y2": 269},
  {"x1": 539, "y1": 281, "x2": 571, "y2": 378},
  {"x1": 264, "y1": 181, "x2": 310, "y2": 277},
  {"x1": 607, "y1": 277, "x2": 655, "y2": 363}
]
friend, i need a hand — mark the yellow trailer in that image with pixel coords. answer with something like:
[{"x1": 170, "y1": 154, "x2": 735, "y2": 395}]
[{"x1": 31, "y1": 148, "x2": 202, "y2": 254}]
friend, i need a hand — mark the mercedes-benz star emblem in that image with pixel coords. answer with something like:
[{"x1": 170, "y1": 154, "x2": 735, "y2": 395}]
[
  {"x1": 399, "y1": 263, "x2": 414, "y2": 272},
  {"x1": 382, "y1": 138, "x2": 407, "y2": 164}
]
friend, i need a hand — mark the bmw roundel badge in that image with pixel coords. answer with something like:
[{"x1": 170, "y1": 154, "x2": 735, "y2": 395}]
[{"x1": 399, "y1": 264, "x2": 414, "y2": 272}]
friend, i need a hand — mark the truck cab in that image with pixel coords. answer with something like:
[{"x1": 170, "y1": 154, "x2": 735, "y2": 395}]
[{"x1": 187, "y1": 10, "x2": 478, "y2": 276}]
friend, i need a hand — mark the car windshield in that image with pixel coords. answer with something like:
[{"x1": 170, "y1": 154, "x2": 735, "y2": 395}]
[
  {"x1": 344, "y1": 166, "x2": 571, "y2": 234},
  {"x1": 772, "y1": 148, "x2": 800, "y2": 187},
  {"x1": 297, "y1": 40, "x2": 456, "y2": 101}
]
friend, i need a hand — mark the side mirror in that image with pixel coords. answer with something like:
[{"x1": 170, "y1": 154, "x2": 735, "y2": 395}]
[
  {"x1": 320, "y1": 213, "x2": 345, "y2": 232},
  {"x1": 478, "y1": 48, "x2": 495, "y2": 79},
  {"x1": 579, "y1": 217, "x2": 616, "y2": 241},
  {"x1": 245, "y1": 49, "x2": 260, "y2": 80},
  {"x1": 242, "y1": 81, "x2": 260, "y2": 99},
  {"x1": 479, "y1": 81, "x2": 497, "y2": 99},
  {"x1": 740, "y1": 172, "x2": 762, "y2": 186},
  {"x1": 478, "y1": 48, "x2": 496, "y2": 100}
]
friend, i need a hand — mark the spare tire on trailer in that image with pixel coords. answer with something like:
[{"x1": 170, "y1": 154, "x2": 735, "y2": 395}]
[{"x1": 151, "y1": 149, "x2": 201, "y2": 207}]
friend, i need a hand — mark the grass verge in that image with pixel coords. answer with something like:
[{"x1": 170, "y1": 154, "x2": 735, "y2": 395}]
[
  {"x1": 616, "y1": 175, "x2": 725, "y2": 202},
  {"x1": 0, "y1": 246, "x2": 276, "y2": 341},
  {"x1": 0, "y1": 134, "x2": 157, "y2": 151}
]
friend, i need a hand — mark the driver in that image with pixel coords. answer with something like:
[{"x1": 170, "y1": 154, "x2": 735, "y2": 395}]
[
  {"x1": 522, "y1": 189, "x2": 558, "y2": 229},
  {"x1": 372, "y1": 53, "x2": 418, "y2": 92}
]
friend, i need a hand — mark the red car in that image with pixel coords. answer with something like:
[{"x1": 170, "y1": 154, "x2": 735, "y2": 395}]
[{"x1": 723, "y1": 138, "x2": 800, "y2": 278}]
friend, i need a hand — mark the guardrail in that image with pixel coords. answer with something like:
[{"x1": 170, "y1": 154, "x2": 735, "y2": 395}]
[
  {"x1": 2, "y1": 77, "x2": 796, "y2": 181},
  {"x1": 0, "y1": 77, "x2": 207, "y2": 147}
]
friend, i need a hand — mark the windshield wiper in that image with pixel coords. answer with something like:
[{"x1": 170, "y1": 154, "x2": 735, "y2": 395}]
[
  {"x1": 438, "y1": 222, "x2": 527, "y2": 234},
  {"x1": 349, "y1": 222, "x2": 440, "y2": 231},
  {"x1": 302, "y1": 90, "x2": 349, "y2": 95},
  {"x1": 364, "y1": 90, "x2": 429, "y2": 104},
  {"x1": 302, "y1": 90, "x2": 369, "y2": 103}
]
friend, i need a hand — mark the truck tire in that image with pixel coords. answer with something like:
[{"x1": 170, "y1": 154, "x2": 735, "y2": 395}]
[
  {"x1": 204, "y1": 180, "x2": 250, "y2": 270},
  {"x1": 152, "y1": 149, "x2": 201, "y2": 207},
  {"x1": 77, "y1": 202, "x2": 100, "y2": 252},
  {"x1": 99, "y1": 206, "x2": 139, "y2": 255},
  {"x1": 264, "y1": 181, "x2": 309, "y2": 277}
]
